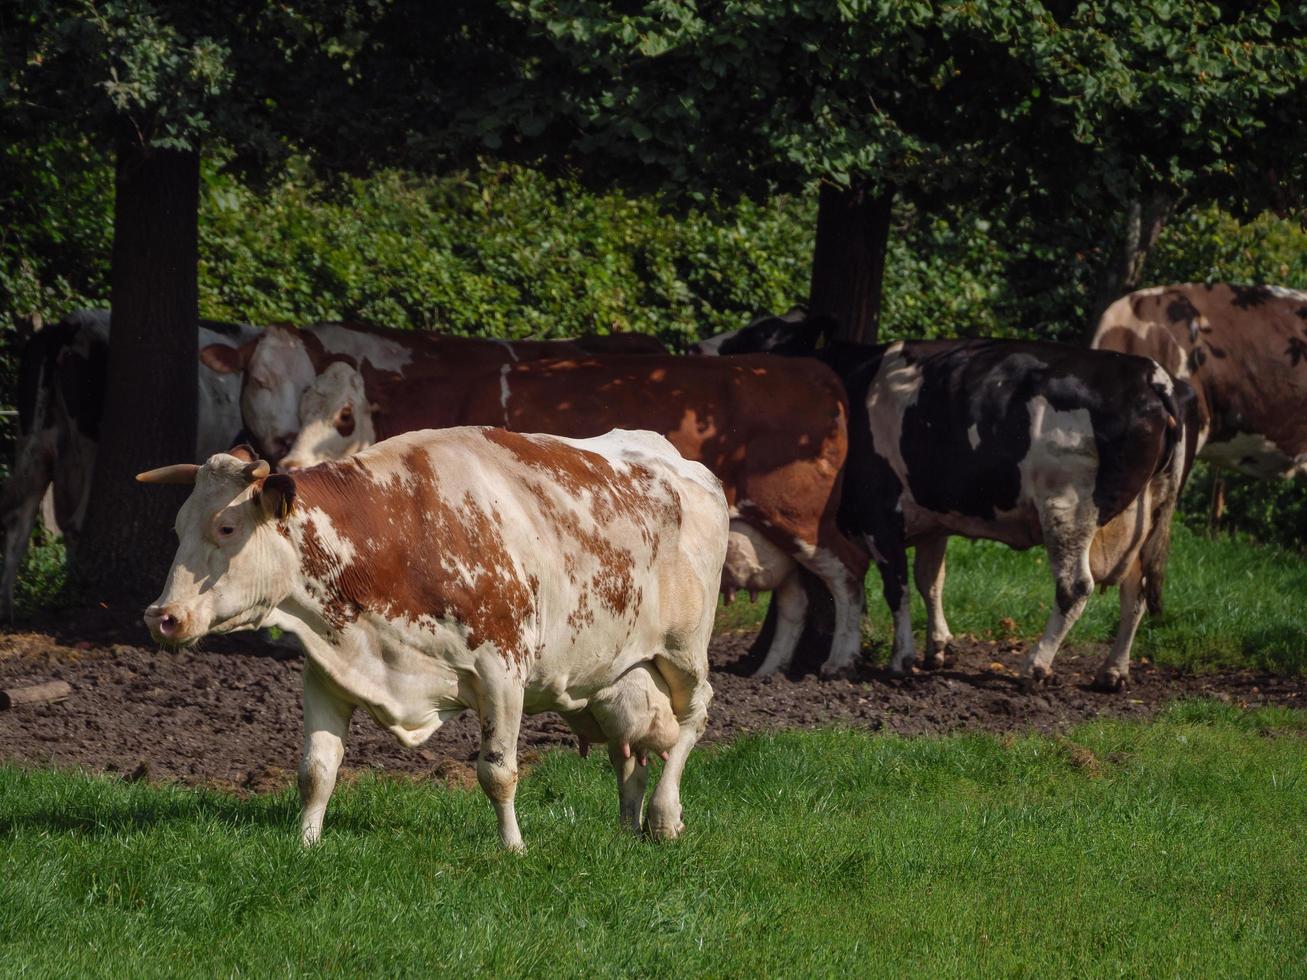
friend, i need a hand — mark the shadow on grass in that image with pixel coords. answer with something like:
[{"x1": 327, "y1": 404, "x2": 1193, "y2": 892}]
[{"x1": 0, "y1": 773, "x2": 430, "y2": 839}]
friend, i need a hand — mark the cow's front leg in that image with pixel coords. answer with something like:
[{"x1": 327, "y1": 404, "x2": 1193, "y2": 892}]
[
  {"x1": 476, "y1": 683, "x2": 526, "y2": 852},
  {"x1": 299, "y1": 663, "x2": 355, "y2": 846},
  {"x1": 608, "y1": 740, "x2": 650, "y2": 834},
  {"x1": 914, "y1": 535, "x2": 952, "y2": 669},
  {"x1": 870, "y1": 535, "x2": 915, "y2": 676}
]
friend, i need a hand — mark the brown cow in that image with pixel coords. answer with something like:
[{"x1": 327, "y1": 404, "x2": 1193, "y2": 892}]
[
  {"x1": 1092, "y1": 283, "x2": 1307, "y2": 479},
  {"x1": 280, "y1": 354, "x2": 870, "y2": 678},
  {"x1": 199, "y1": 322, "x2": 660, "y2": 462}
]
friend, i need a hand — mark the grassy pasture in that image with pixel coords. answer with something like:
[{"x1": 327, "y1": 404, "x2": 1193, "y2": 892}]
[
  {"x1": 0, "y1": 703, "x2": 1303, "y2": 976},
  {"x1": 716, "y1": 523, "x2": 1307, "y2": 676}
]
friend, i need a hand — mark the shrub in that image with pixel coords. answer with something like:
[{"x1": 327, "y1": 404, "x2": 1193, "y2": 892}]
[{"x1": 197, "y1": 161, "x2": 814, "y2": 349}]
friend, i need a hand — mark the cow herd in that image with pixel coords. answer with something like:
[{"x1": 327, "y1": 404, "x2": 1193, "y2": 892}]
[{"x1": 6, "y1": 281, "x2": 1305, "y2": 846}]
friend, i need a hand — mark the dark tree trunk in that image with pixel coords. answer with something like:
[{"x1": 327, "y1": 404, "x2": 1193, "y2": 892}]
[
  {"x1": 746, "y1": 182, "x2": 895, "y2": 674},
  {"x1": 808, "y1": 181, "x2": 895, "y2": 344},
  {"x1": 1086, "y1": 191, "x2": 1174, "y2": 338},
  {"x1": 74, "y1": 142, "x2": 200, "y2": 604}
]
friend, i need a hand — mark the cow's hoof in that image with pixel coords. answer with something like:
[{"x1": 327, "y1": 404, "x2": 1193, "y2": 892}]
[
  {"x1": 1020, "y1": 666, "x2": 1052, "y2": 693},
  {"x1": 887, "y1": 659, "x2": 913, "y2": 679},
  {"x1": 647, "y1": 816, "x2": 685, "y2": 842},
  {"x1": 1093, "y1": 670, "x2": 1129, "y2": 693},
  {"x1": 819, "y1": 660, "x2": 855, "y2": 681},
  {"x1": 921, "y1": 649, "x2": 947, "y2": 670}
]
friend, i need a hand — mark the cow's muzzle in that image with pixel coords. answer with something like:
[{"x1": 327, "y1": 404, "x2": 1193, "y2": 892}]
[{"x1": 144, "y1": 604, "x2": 195, "y2": 646}]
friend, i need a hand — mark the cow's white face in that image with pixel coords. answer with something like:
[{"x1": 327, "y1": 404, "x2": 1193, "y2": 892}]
[
  {"x1": 241, "y1": 328, "x2": 317, "y2": 462},
  {"x1": 280, "y1": 362, "x2": 377, "y2": 469},
  {"x1": 144, "y1": 454, "x2": 297, "y2": 646}
]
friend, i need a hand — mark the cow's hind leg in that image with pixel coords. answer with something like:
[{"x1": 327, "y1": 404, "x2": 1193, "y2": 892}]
[
  {"x1": 476, "y1": 682, "x2": 526, "y2": 852},
  {"x1": 914, "y1": 535, "x2": 951, "y2": 669},
  {"x1": 791, "y1": 534, "x2": 868, "y2": 679},
  {"x1": 607, "y1": 740, "x2": 651, "y2": 834},
  {"x1": 752, "y1": 570, "x2": 808, "y2": 677},
  {"x1": 1022, "y1": 502, "x2": 1098, "y2": 688},
  {"x1": 1095, "y1": 558, "x2": 1146, "y2": 693},
  {"x1": 299, "y1": 663, "x2": 355, "y2": 846},
  {"x1": 647, "y1": 659, "x2": 712, "y2": 841},
  {"x1": 0, "y1": 438, "x2": 54, "y2": 620}
]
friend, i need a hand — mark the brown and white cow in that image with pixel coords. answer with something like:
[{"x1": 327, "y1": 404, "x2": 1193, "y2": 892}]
[
  {"x1": 140, "y1": 427, "x2": 728, "y2": 848},
  {"x1": 693, "y1": 314, "x2": 1199, "y2": 690},
  {"x1": 1092, "y1": 283, "x2": 1307, "y2": 479},
  {"x1": 199, "y1": 322, "x2": 659, "y2": 463},
  {"x1": 280, "y1": 353, "x2": 870, "y2": 678}
]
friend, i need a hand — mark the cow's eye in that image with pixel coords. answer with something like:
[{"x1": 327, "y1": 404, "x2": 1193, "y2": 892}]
[{"x1": 217, "y1": 524, "x2": 236, "y2": 538}]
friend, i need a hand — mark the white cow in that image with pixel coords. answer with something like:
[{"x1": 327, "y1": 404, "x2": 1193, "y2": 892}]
[{"x1": 139, "y1": 427, "x2": 728, "y2": 848}]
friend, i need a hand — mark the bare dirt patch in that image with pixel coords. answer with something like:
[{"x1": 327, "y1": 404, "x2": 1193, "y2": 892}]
[{"x1": 0, "y1": 614, "x2": 1300, "y2": 794}]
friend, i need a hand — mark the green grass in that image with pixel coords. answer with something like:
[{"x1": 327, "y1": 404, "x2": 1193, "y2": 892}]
[
  {"x1": 0, "y1": 703, "x2": 1303, "y2": 976},
  {"x1": 717, "y1": 524, "x2": 1307, "y2": 675}
]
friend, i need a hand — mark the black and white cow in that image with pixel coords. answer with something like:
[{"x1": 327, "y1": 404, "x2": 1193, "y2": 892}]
[
  {"x1": 694, "y1": 315, "x2": 1198, "y2": 690},
  {"x1": 687, "y1": 308, "x2": 838, "y2": 357},
  {"x1": 0, "y1": 311, "x2": 257, "y2": 614}
]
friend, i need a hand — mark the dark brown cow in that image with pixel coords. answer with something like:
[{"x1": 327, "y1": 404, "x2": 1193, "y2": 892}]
[
  {"x1": 281, "y1": 354, "x2": 870, "y2": 678},
  {"x1": 1092, "y1": 283, "x2": 1307, "y2": 478}
]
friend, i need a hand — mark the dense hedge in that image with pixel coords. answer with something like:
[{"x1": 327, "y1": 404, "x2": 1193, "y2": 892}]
[
  {"x1": 197, "y1": 161, "x2": 814, "y2": 348},
  {"x1": 3, "y1": 147, "x2": 1306, "y2": 547}
]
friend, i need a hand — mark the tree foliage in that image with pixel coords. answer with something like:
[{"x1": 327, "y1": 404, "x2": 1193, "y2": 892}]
[{"x1": 360, "y1": 1, "x2": 1307, "y2": 337}]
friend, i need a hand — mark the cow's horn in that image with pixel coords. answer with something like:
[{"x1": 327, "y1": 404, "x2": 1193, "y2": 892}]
[
  {"x1": 242, "y1": 460, "x2": 270, "y2": 481},
  {"x1": 136, "y1": 464, "x2": 200, "y2": 485}
]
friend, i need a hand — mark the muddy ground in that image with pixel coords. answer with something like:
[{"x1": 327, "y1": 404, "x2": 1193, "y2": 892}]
[{"x1": 0, "y1": 609, "x2": 1301, "y2": 794}]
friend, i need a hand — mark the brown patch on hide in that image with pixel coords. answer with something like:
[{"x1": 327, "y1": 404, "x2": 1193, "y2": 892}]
[
  {"x1": 288, "y1": 447, "x2": 537, "y2": 662},
  {"x1": 482, "y1": 430, "x2": 686, "y2": 639}
]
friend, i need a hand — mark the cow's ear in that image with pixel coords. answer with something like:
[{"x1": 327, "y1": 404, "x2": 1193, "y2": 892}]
[
  {"x1": 258, "y1": 473, "x2": 297, "y2": 520},
  {"x1": 200, "y1": 341, "x2": 250, "y2": 374}
]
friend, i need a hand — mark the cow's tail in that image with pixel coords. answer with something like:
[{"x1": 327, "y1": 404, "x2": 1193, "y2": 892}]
[
  {"x1": 1149, "y1": 374, "x2": 1182, "y2": 481},
  {"x1": 1140, "y1": 370, "x2": 1192, "y2": 616},
  {"x1": 1140, "y1": 501, "x2": 1175, "y2": 617}
]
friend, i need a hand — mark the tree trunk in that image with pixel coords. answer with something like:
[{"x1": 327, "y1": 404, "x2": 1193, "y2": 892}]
[
  {"x1": 74, "y1": 142, "x2": 200, "y2": 603},
  {"x1": 808, "y1": 181, "x2": 895, "y2": 344},
  {"x1": 746, "y1": 181, "x2": 893, "y2": 673},
  {"x1": 1086, "y1": 190, "x2": 1174, "y2": 337}
]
